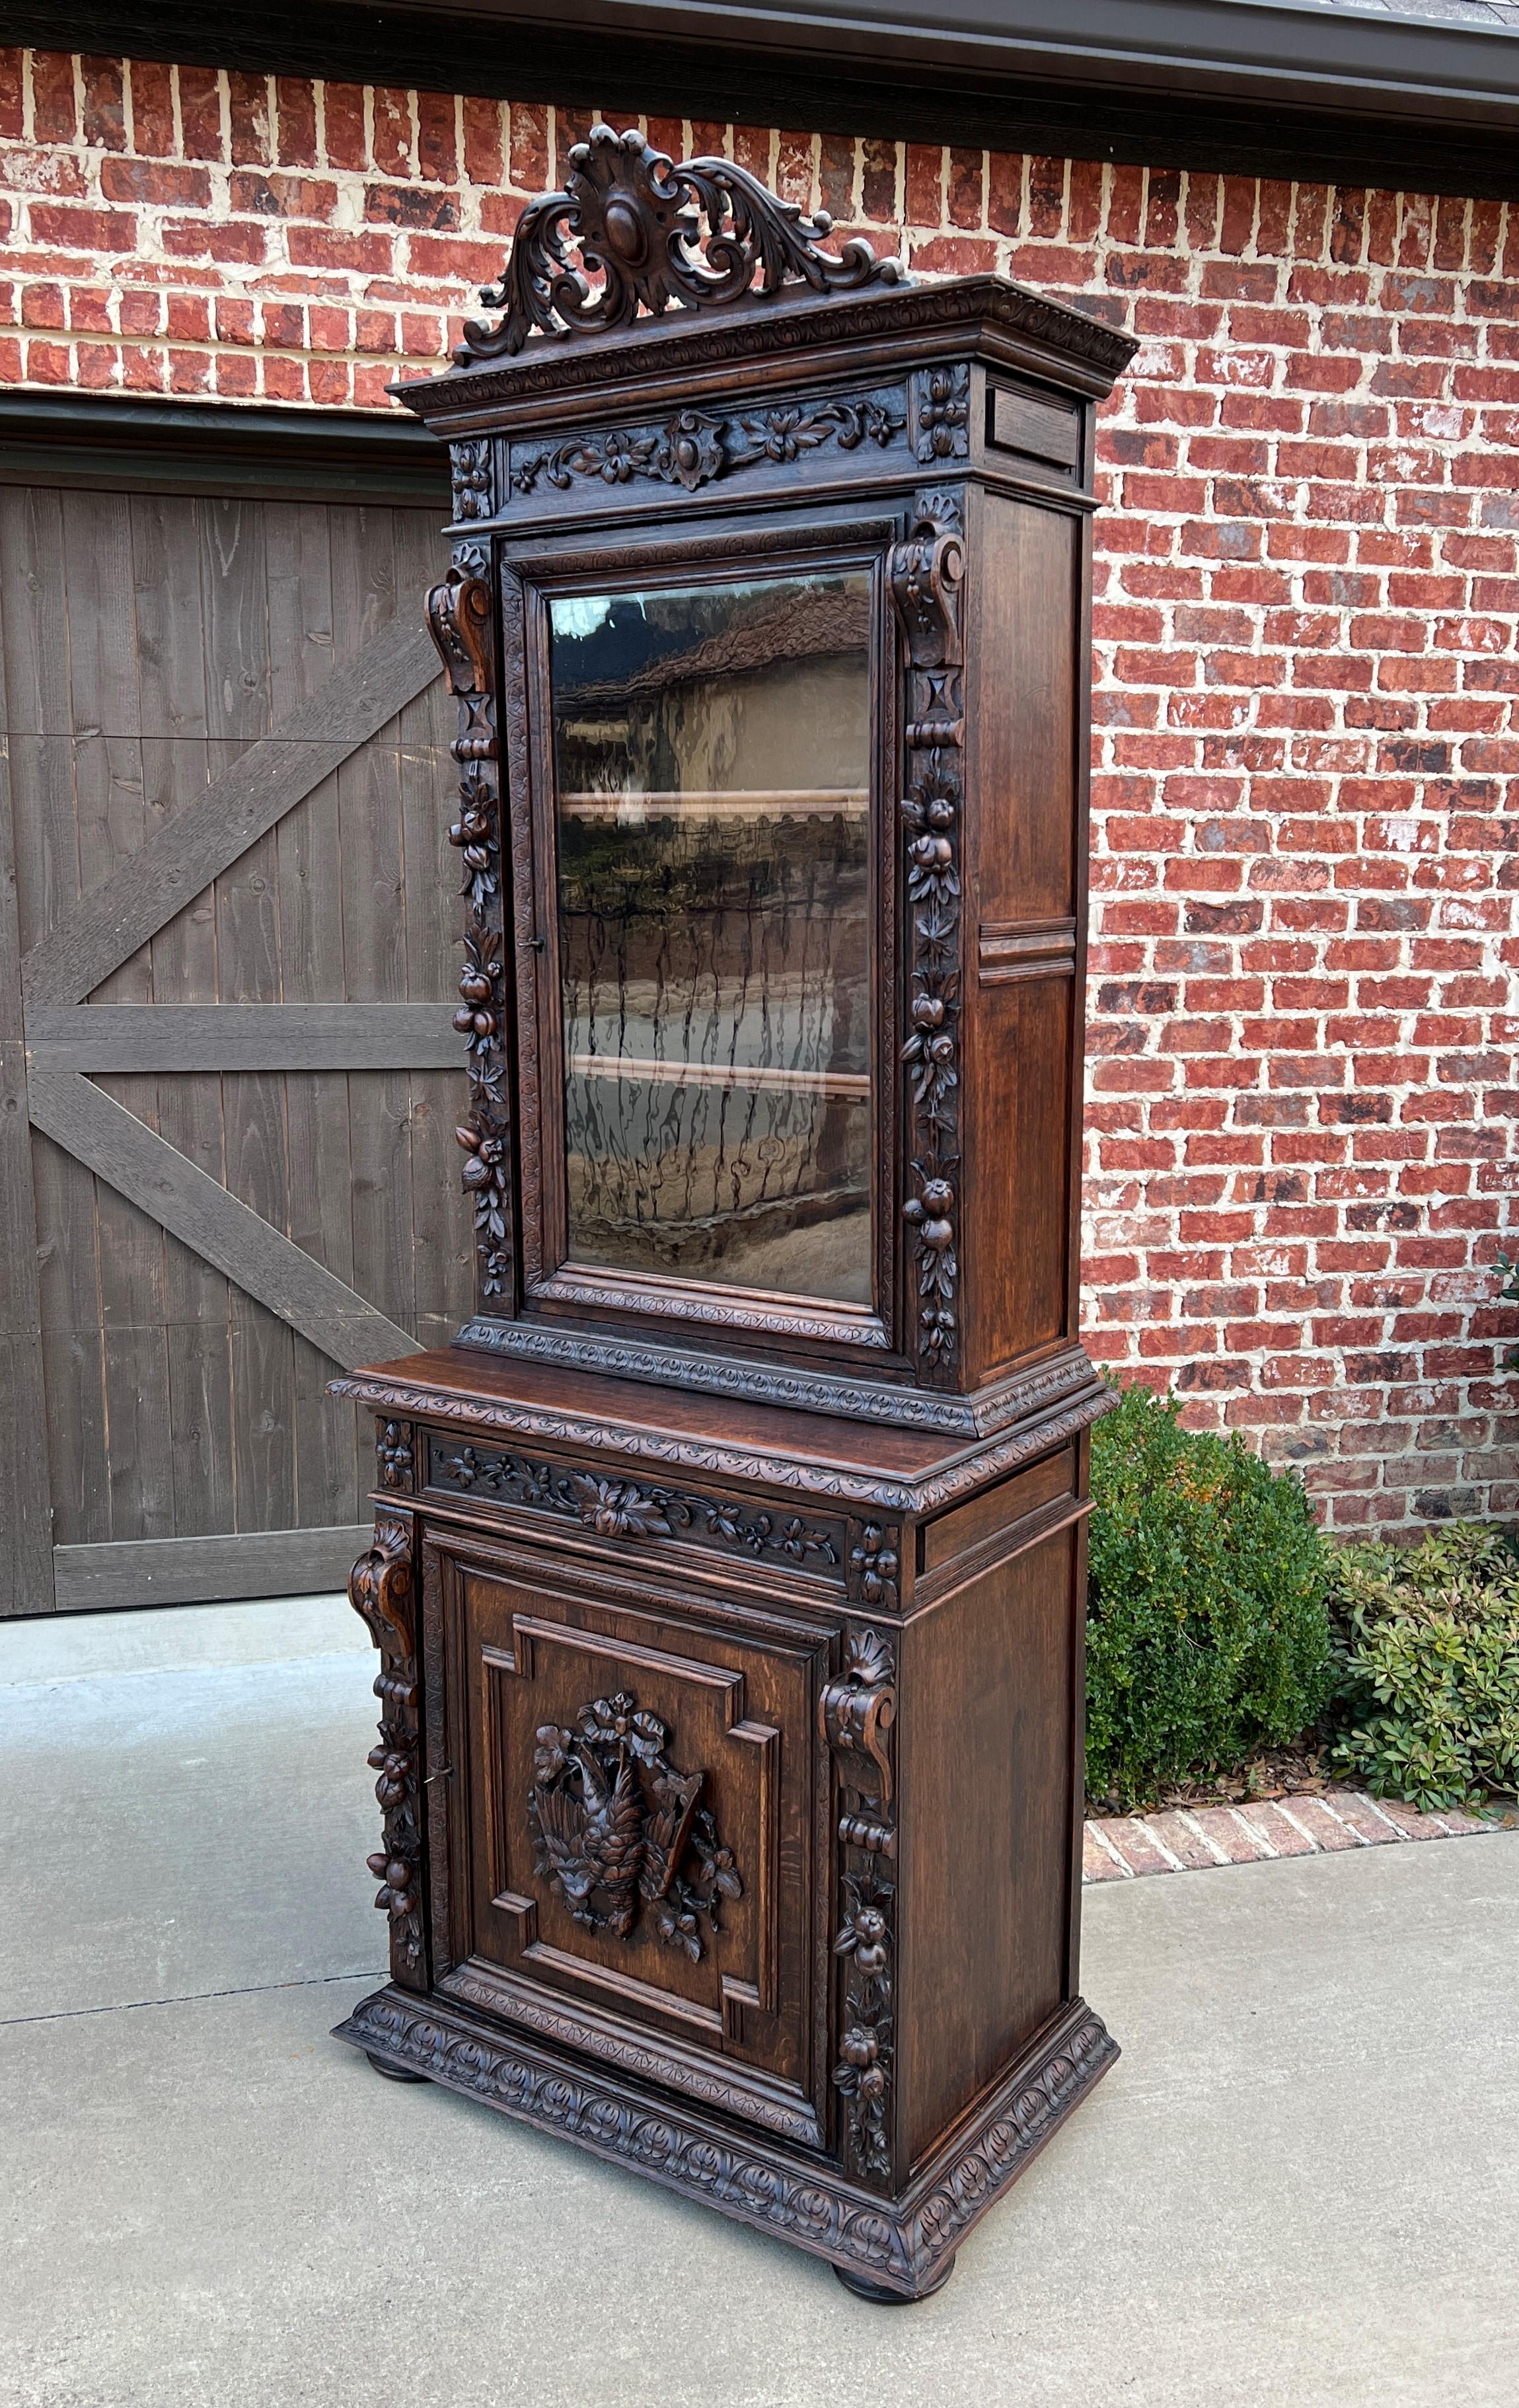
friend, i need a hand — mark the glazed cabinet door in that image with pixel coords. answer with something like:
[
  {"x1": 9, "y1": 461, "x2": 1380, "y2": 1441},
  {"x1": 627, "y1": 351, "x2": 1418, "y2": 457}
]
[{"x1": 426, "y1": 1526, "x2": 834, "y2": 2149}]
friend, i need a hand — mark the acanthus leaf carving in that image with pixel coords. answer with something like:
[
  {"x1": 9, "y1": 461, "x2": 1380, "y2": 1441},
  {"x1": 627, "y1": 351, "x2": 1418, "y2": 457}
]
[
  {"x1": 527, "y1": 1688, "x2": 741, "y2": 1963},
  {"x1": 457, "y1": 121, "x2": 903, "y2": 363},
  {"x1": 349, "y1": 1508, "x2": 424, "y2": 1984}
]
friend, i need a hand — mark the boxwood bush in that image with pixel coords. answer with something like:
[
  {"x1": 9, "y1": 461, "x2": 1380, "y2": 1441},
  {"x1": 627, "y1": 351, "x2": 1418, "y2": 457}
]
[
  {"x1": 1327, "y1": 1523, "x2": 1519, "y2": 1811},
  {"x1": 1085, "y1": 1384, "x2": 1332, "y2": 1810}
]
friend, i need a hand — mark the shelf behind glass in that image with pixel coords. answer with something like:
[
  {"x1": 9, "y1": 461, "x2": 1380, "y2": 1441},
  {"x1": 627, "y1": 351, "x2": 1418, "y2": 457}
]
[{"x1": 548, "y1": 570, "x2": 875, "y2": 1309}]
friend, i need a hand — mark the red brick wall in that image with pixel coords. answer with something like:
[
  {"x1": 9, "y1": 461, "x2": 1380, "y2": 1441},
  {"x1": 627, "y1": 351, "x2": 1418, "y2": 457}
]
[{"x1": 4, "y1": 50, "x2": 1517, "y2": 1530}]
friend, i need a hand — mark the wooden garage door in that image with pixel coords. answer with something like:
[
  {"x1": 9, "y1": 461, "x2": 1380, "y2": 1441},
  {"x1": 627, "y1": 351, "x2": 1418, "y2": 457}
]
[{"x1": 0, "y1": 437, "x2": 470, "y2": 1615}]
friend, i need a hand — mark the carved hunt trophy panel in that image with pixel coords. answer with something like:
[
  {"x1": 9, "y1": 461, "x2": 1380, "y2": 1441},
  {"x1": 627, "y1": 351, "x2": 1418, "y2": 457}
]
[{"x1": 332, "y1": 124, "x2": 1135, "y2": 2301}]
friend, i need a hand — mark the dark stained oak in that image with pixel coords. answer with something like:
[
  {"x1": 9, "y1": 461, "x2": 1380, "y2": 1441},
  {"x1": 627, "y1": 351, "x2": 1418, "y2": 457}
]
[{"x1": 332, "y1": 126, "x2": 1135, "y2": 2301}]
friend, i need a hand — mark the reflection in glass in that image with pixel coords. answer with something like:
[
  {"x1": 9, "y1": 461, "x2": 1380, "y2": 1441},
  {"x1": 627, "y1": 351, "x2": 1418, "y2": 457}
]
[{"x1": 549, "y1": 572, "x2": 873, "y2": 1305}]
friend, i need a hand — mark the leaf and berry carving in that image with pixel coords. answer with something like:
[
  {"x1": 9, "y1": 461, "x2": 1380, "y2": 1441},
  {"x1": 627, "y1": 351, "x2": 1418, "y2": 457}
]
[
  {"x1": 348, "y1": 1511, "x2": 424, "y2": 1985},
  {"x1": 429, "y1": 1441, "x2": 843, "y2": 1573},
  {"x1": 455, "y1": 1119, "x2": 511, "y2": 1298},
  {"x1": 822, "y1": 1634, "x2": 900, "y2": 2181},
  {"x1": 457, "y1": 120, "x2": 903, "y2": 363},
  {"x1": 455, "y1": 927, "x2": 503, "y2": 1084},
  {"x1": 891, "y1": 492, "x2": 967, "y2": 1382},
  {"x1": 426, "y1": 571, "x2": 512, "y2": 1309},
  {"x1": 528, "y1": 1689, "x2": 741, "y2": 1961},
  {"x1": 511, "y1": 389, "x2": 905, "y2": 498}
]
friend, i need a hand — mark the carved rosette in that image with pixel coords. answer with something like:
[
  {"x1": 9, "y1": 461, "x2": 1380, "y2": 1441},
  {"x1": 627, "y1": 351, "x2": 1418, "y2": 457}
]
[
  {"x1": 912, "y1": 363, "x2": 970, "y2": 464},
  {"x1": 349, "y1": 1509, "x2": 425, "y2": 1986},
  {"x1": 425, "y1": 572, "x2": 512, "y2": 1302},
  {"x1": 848, "y1": 1523, "x2": 901, "y2": 1612},
  {"x1": 376, "y1": 1418, "x2": 414, "y2": 1491},
  {"x1": 821, "y1": 1628, "x2": 899, "y2": 2181},
  {"x1": 457, "y1": 121, "x2": 903, "y2": 363},
  {"x1": 890, "y1": 488, "x2": 966, "y2": 1383}
]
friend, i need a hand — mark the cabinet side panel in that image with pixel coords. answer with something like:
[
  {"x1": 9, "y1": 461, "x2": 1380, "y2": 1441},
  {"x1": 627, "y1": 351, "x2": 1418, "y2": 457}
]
[
  {"x1": 898, "y1": 1522, "x2": 1077, "y2": 2168},
  {"x1": 969, "y1": 973, "x2": 1076, "y2": 1369},
  {"x1": 964, "y1": 492, "x2": 1083, "y2": 1381},
  {"x1": 971, "y1": 495, "x2": 1078, "y2": 926}
]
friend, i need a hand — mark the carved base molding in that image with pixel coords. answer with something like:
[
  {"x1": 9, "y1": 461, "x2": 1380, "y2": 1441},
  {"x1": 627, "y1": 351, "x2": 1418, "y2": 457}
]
[{"x1": 334, "y1": 1985, "x2": 1117, "y2": 2300}]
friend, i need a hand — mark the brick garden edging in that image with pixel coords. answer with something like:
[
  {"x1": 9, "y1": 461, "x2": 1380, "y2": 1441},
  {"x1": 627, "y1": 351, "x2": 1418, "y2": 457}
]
[{"x1": 1083, "y1": 1787, "x2": 1514, "y2": 1880}]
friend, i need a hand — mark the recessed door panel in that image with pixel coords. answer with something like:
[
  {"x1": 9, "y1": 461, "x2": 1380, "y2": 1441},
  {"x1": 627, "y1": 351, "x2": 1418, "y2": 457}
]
[{"x1": 449, "y1": 1552, "x2": 826, "y2": 2126}]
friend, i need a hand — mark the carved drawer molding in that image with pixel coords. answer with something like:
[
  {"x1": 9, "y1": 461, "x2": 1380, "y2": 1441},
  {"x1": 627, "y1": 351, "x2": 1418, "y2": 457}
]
[{"x1": 422, "y1": 1430, "x2": 850, "y2": 1584}]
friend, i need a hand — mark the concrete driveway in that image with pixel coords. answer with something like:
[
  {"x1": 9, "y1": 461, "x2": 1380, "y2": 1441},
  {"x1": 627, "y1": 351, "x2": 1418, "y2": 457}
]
[{"x1": 3, "y1": 1599, "x2": 1516, "y2": 2408}]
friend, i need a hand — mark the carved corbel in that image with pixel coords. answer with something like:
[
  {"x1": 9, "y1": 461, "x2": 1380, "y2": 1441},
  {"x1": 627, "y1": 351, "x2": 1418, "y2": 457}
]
[
  {"x1": 820, "y1": 1628, "x2": 896, "y2": 1821},
  {"x1": 349, "y1": 1508, "x2": 416, "y2": 1660},
  {"x1": 425, "y1": 572, "x2": 493, "y2": 698},
  {"x1": 888, "y1": 502, "x2": 964, "y2": 671},
  {"x1": 350, "y1": 1511, "x2": 426, "y2": 1986}
]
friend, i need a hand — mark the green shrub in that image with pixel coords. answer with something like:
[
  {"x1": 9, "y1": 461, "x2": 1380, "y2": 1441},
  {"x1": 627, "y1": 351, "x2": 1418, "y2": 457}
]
[
  {"x1": 1085, "y1": 1384, "x2": 1332, "y2": 1809},
  {"x1": 1327, "y1": 1523, "x2": 1519, "y2": 1811}
]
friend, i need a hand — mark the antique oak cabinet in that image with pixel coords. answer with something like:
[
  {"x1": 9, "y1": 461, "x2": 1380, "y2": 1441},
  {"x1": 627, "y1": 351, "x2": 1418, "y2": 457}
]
[{"x1": 333, "y1": 127, "x2": 1136, "y2": 2302}]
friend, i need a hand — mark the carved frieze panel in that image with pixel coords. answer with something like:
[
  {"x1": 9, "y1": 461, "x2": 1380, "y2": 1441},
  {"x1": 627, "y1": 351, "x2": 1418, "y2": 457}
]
[
  {"x1": 508, "y1": 387, "x2": 907, "y2": 502},
  {"x1": 425, "y1": 1434, "x2": 848, "y2": 1581}
]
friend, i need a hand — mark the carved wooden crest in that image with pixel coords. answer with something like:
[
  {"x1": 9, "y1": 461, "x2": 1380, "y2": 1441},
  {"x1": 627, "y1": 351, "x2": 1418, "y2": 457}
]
[
  {"x1": 528, "y1": 1689, "x2": 741, "y2": 1961},
  {"x1": 457, "y1": 122, "x2": 905, "y2": 363}
]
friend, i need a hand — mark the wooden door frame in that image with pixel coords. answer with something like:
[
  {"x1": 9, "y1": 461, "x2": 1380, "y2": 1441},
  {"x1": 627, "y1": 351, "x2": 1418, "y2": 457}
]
[{"x1": 0, "y1": 396, "x2": 456, "y2": 1615}]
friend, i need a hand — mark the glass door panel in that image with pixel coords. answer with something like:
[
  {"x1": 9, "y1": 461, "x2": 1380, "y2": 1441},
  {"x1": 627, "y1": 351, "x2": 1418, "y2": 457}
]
[{"x1": 548, "y1": 572, "x2": 873, "y2": 1306}]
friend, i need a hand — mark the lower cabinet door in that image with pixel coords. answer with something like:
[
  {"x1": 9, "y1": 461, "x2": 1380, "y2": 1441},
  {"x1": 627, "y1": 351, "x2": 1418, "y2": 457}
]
[{"x1": 431, "y1": 1532, "x2": 834, "y2": 2150}]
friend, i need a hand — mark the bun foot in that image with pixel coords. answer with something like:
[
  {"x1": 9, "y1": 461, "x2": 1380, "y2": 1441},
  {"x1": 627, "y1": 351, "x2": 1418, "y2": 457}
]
[
  {"x1": 833, "y1": 2252, "x2": 956, "y2": 2304},
  {"x1": 366, "y1": 2051, "x2": 428, "y2": 2084}
]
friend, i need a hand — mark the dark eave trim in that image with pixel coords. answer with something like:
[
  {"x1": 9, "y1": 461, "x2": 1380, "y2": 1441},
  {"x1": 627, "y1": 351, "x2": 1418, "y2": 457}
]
[
  {"x1": 0, "y1": 391, "x2": 449, "y2": 500},
  {"x1": 7, "y1": 0, "x2": 1519, "y2": 197}
]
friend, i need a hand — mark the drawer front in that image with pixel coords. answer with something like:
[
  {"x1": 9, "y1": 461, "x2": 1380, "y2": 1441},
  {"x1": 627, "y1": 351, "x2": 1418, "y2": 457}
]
[{"x1": 431, "y1": 1531, "x2": 832, "y2": 2144}]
